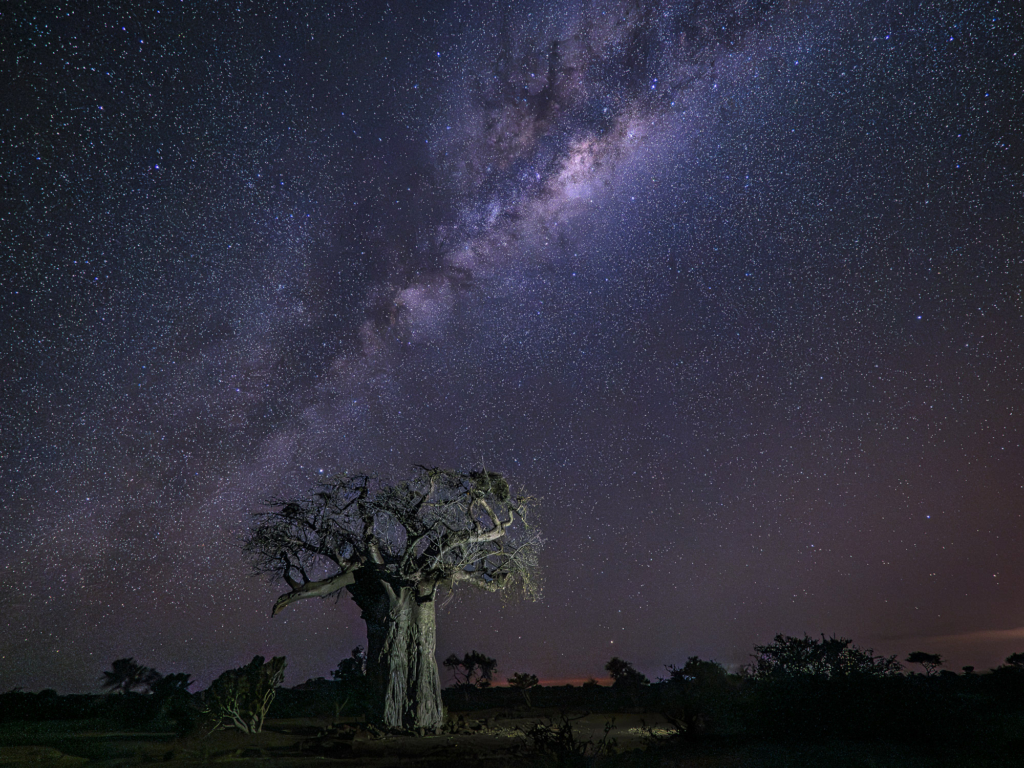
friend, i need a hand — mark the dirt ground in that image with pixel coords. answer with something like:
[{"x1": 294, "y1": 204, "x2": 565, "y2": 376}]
[
  {"x1": 0, "y1": 711, "x2": 666, "y2": 767},
  {"x1": 2, "y1": 712, "x2": 1019, "y2": 767}
]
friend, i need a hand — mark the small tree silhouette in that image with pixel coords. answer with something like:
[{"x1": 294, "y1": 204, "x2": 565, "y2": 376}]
[
  {"x1": 443, "y1": 651, "x2": 497, "y2": 688},
  {"x1": 606, "y1": 658, "x2": 649, "y2": 709},
  {"x1": 101, "y1": 658, "x2": 162, "y2": 694},
  {"x1": 149, "y1": 673, "x2": 197, "y2": 732},
  {"x1": 332, "y1": 646, "x2": 367, "y2": 683},
  {"x1": 605, "y1": 658, "x2": 649, "y2": 687},
  {"x1": 507, "y1": 672, "x2": 539, "y2": 706},
  {"x1": 905, "y1": 651, "x2": 944, "y2": 676},
  {"x1": 151, "y1": 673, "x2": 193, "y2": 698},
  {"x1": 1004, "y1": 652, "x2": 1024, "y2": 669}
]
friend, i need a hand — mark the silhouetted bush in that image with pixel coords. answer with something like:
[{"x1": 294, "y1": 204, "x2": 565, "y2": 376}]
[
  {"x1": 744, "y1": 662, "x2": 1015, "y2": 743},
  {"x1": 147, "y1": 673, "x2": 200, "y2": 734},
  {"x1": 660, "y1": 657, "x2": 742, "y2": 737},
  {"x1": 200, "y1": 655, "x2": 286, "y2": 734},
  {"x1": 332, "y1": 646, "x2": 367, "y2": 684},
  {"x1": 749, "y1": 634, "x2": 902, "y2": 680},
  {"x1": 605, "y1": 658, "x2": 650, "y2": 710},
  {"x1": 519, "y1": 712, "x2": 618, "y2": 767},
  {"x1": 101, "y1": 657, "x2": 161, "y2": 694}
]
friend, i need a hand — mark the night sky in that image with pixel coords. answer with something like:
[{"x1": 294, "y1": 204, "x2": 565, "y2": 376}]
[{"x1": 2, "y1": 0, "x2": 1022, "y2": 694}]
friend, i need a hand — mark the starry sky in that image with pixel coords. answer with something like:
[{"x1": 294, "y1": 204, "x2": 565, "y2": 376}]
[{"x1": 2, "y1": 0, "x2": 1022, "y2": 693}]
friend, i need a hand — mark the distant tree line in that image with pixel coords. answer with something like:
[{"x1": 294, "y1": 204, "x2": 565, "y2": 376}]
[
  {"x1": 7, "y1": 634, "x2": 1024, "y2": 749},
  {"x1": 433, "y1": 636, "x2": 1024, "y2": 746}
]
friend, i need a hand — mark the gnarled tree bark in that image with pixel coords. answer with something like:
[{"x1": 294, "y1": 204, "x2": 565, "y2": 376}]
[{"x1": 349, "y1": 572, "x2": 443, "y2": 730}]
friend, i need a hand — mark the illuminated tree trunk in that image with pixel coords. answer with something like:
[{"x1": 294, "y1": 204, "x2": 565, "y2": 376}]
[
  {"x1": 248, "y1": 468, "x2": 542, "y2": 734},
  {"x1": 350, "y1": 574, "x2": 443, "y2": 731}
]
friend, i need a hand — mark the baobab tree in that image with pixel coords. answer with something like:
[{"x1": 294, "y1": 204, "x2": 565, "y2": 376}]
[{"x1": 244, "y1": 466, "x2": 542, "y2": 731}]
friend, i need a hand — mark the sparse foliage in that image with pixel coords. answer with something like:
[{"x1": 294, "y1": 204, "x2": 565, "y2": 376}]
[
  {"x1": 444, "y1": 650, "x2": 498, "y2": 688},
  {"x1": 508, "y1": 672, "x2": 540, "y2": 706},
  {"x1": 749, "y1": 635, "x2": 902, "y2": 679},
  {"x1": 244, "y1": 466, "x2": 542, "y2": 731},
  {"x1": 905, "y1": 651, "x2": 944, "y2": 676},
  {"x1": 200, "y1": 656, "x2": 286, "y2": 734}
]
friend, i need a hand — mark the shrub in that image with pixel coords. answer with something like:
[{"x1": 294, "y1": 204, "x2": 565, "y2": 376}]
[
  {"x1": 661, "y1": 657, "x2": 739, "y2": 737},
  {"x1": 749, "y1": 634, "x2": 901, "y2": 680},
  {"x1": 519, "y1": 712, "x2": 616, "y2": 768},
  {"x1": 332, "y1": 646, "x2": 367, "y2": 684},
  {"x1": 605, "y1": 658, "x2": 650, "y2": 687},
  {"x1": 201, "y1": 656, "x2": 285, "y2": 734}
]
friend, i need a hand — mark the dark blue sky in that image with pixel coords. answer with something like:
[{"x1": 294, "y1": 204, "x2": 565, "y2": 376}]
[{"x1": 2, "y1": 0, "x2": 1022, "y2": 692}]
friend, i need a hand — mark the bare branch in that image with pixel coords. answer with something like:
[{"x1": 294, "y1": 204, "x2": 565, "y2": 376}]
[
  {"x1": 450, "y1": 569, "x2": 509, "y2": 592},
  {"x1": 271, "y1": 567, "x2": 361, "y2": 616},
  {"x1": 244, "y1": 466, "x2": 543, "y2": 612}
]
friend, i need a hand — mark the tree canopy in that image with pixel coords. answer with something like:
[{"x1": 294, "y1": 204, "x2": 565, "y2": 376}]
[
  {"x1": 905, "y1": 651, "x2": 944, "y2": 676},
  {"x1": 245, "y1": 466, "x2": 542, "y2": 615},
  {"x1": 749, "y1": 634, "x2": 902, "y2": 679}
]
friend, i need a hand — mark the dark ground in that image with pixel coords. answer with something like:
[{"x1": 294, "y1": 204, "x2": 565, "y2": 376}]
[
  {"x1": 1, "y1": 711, "x2": 1022, "y2": 767},
  {"x1": 7, "y1": 669, "x2": 1024, "y2": 767}
]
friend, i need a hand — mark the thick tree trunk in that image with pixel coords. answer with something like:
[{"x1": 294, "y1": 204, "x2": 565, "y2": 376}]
[
  {"x1": 409, "y1": 596, "x2": 443, "y2": 728},
  {"x1": 349, "y1": 574, "x2": 443, "y2": 731}
]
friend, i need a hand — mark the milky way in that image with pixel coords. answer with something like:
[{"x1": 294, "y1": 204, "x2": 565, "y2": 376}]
[{"x1": 2, "y1": 0, "x2": 1022, "y2": 692}]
